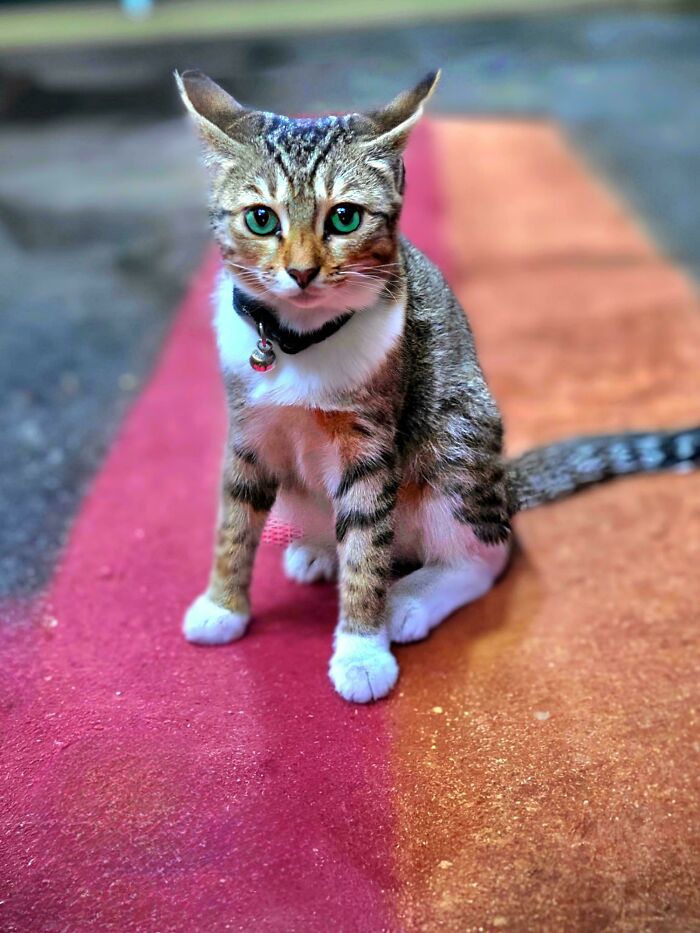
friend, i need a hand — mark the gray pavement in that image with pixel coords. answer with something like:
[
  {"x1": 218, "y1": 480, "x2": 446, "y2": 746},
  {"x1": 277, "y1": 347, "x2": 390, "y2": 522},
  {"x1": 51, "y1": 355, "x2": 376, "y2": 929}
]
[{"x1": 1, "y1": 9, "x2": 699, "y2": 598}]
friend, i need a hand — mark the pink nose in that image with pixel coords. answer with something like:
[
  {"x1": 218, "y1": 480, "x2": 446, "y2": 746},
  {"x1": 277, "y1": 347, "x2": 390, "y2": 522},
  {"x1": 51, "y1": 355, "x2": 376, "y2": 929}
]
[{"x1": 286, "y1": 266, "x2": 320, "y2": 290}]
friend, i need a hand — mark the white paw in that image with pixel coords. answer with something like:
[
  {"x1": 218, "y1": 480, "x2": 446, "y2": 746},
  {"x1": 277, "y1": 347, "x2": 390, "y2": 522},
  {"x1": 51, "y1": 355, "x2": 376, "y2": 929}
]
[
  {"x1": 388, "y1": 591, "x2": 432, "y2": 644},
  {"x1": 284, "y1": 540, "x2": 337, "y2": 584},
  {"x1": 182, "y1": 594, "x2": 249, "y2": 645},
  {"x1": 329, "y1": 631, "x2": 399, "y2": 703}
]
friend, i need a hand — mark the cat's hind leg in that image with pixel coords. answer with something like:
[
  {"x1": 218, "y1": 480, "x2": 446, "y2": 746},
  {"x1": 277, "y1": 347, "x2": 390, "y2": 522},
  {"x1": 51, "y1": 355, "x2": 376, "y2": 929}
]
[
  {"x1": 388, "y1": 544, "x2": 509, "y2": 644},
  {"x1": 387, "y1": 562, "x2": 490, "y2": 644},
  {"x1": 276, "y1": 488, "x2": 338, "y2": 584},
  {"x1": 389, "y1": 492, "x2": 511, "y2": 644},
  {"x1": 284, "y1": 539, "x2": 337, "y2": 583}
]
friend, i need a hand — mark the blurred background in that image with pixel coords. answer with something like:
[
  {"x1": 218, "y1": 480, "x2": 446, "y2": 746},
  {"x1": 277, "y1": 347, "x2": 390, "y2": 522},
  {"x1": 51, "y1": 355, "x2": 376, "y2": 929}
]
[{"x1": 1, "y1": 0, "x2": 699, "y2": 599}]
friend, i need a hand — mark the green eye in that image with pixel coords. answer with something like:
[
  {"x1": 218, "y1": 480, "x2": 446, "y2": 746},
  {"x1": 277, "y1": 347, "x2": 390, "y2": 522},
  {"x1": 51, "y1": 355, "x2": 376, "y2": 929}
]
[
  {"x1": 327, "y1": 204, "x2": 362, "y2": 235},
  {"x1": 244, "y1": 206, "x2": 279, "y2": 236}
]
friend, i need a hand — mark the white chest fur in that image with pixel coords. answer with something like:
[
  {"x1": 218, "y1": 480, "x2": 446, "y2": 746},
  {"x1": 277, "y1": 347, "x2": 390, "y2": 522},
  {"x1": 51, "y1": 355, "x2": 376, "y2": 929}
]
[{"x1": 213, "y1": 272, "x2": 405, "y2": 409}]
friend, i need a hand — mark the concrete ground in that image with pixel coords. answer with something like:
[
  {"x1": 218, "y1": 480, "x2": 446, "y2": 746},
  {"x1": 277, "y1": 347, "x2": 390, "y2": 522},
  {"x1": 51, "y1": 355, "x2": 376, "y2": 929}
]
[{"x1": 1, "y1": 7, "x2": 699, "y2": 598}]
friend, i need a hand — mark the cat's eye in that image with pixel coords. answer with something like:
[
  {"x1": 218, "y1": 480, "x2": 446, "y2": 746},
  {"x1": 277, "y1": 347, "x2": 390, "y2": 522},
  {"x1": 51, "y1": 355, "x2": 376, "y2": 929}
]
[
  {"x1": 244, "y1": 206, "x2": 280, "y2": 236},
  {"x1": 326, "y1": 204, "x2": 363, "y2": 236}
]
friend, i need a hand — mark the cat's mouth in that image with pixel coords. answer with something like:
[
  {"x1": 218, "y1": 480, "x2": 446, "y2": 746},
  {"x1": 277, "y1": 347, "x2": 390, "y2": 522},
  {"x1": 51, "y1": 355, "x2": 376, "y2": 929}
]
[
  {"x1": 281, "y1": 288, "x2": 329, "y2": 309},
  {"x1": 277, "y1": 276, "x2": 384, "y2": 309},
  {"x1": 233, "y1": 270, "x2": 386, "y2": 333}
]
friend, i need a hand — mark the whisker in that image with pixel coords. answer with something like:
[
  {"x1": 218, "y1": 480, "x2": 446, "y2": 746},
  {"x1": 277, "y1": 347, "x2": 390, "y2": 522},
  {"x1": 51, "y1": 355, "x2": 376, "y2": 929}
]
[
  {"x1": 343, "y1": 271, "x2": 401, "y2": 287},
  {"x1": 344, "y1": 281, "x2": 404, "y2": 304},
  {"x1": 343, "y1": 262, "x2": 401, "y2": 274},
  {"x1": 342, "y1": 273, "x2": 402, "y2": 298}
]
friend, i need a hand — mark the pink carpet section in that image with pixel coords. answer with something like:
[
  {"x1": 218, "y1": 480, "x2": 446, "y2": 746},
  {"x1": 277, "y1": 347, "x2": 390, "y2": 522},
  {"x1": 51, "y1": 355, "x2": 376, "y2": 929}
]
[{"x1": 0, "y1": 123, "x2": 442, "y2": 932}]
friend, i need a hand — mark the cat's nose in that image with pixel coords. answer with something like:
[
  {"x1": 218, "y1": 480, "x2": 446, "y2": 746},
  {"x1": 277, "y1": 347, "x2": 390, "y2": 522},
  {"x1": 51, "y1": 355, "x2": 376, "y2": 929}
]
[{"x1": 286, "y1": 266, "x2": 320, "y2": 290}]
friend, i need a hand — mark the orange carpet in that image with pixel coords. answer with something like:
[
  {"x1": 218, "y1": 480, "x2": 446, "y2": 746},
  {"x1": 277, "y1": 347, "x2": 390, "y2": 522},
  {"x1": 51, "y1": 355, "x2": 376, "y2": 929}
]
[{"x1": 392, "y1": 119, "x2": 700, "y2": 930}]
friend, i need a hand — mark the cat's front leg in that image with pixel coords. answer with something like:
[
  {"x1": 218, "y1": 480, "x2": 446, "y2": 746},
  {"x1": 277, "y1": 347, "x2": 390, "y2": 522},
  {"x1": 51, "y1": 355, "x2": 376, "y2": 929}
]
[
  {"x1": 328, "y1": 460, "x2": 399, "y2": 703},
  {"x1": 183, "y1": 444, "x2": 277, "y2": 645}
]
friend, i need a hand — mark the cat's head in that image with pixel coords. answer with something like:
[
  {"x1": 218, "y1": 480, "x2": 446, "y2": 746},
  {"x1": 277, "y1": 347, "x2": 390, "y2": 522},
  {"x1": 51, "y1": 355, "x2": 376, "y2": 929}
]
[{"x1": 176, "y1": 70, "x2": 439, "y2": 332}]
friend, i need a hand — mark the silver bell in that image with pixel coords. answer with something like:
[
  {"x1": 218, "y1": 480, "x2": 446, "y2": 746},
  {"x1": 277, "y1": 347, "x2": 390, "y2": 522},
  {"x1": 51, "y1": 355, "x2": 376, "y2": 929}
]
[{"x1": 249, "y1": 323, "x2": 276, "y2": 372}]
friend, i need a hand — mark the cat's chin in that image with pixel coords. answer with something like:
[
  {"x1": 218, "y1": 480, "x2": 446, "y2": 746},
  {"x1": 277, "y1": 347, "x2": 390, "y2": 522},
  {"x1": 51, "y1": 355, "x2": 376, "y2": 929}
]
[
  {"x1": 267, "y1": 288, "x2": 379, "y2": 334},
  {"x1": 277, "y1": 288, "x2": 333, "y2": 311},
  {"x1": 231, "y1": 272, "x2": 387, "y2": 333},
  {"x1": 273, "y1": 302, "x2": 351, "y2": 334}
]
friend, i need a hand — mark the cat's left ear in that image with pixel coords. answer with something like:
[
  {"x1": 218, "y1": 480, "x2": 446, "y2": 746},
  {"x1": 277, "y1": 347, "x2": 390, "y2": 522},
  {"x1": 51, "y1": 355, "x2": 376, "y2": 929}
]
[{"x1": 360, "y1": 70, "x2": 441, "y2": 155}]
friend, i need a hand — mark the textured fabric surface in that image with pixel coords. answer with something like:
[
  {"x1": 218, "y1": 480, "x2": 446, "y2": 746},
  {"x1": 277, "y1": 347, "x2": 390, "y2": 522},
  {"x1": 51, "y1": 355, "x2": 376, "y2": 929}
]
[
  {"x1": 2, "y1": 119, "x2": 699, "y2": 931},
  {"x1": 391, "y1": 120, "x2": 700, "y2": 931}
]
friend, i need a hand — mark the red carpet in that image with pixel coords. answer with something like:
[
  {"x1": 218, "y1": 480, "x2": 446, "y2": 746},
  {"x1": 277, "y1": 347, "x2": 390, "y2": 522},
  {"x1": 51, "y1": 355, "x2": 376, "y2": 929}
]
[
  {"x1": 0, "y1": 122, "x2": 443, "y2": 933},
  {"x1": 2, "y1": 120, "x2": 699, "y2": 931}
]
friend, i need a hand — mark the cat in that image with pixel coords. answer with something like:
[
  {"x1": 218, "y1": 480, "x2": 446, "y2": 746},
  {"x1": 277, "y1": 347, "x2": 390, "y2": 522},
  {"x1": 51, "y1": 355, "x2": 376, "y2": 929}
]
[{"x1": 175, "y1": 69, "x2": 699, "y2": 703}]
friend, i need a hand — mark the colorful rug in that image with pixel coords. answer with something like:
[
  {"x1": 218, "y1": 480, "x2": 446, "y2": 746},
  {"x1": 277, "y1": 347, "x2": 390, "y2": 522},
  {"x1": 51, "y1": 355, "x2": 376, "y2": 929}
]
[{"x1": 2, "y1": 119, "x2": 699, "y2": 931}]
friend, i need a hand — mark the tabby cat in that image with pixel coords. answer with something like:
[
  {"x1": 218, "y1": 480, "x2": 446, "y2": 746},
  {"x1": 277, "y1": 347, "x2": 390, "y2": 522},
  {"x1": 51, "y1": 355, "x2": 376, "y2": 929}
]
[{"x1": 176, "y1": 69, "x2": 699, "y2": 703}]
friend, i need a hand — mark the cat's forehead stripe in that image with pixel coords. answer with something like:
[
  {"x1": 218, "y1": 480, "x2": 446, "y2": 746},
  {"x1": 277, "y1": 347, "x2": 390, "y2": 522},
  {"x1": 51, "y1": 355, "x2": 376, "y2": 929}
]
[
  {"x1": 261, "y1": 114, "x2": 354, "y2": 185},
  {"x1": 272, "y1": 171, "x2": 290, "y2": 204}
]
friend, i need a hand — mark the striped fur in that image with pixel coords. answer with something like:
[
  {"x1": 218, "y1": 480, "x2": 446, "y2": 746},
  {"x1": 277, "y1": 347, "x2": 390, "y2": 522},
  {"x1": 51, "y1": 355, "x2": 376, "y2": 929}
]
[
  {"x1": 509, "y1": 426, "x2": 700, "y2": 512},
  {"x1": 177, "y1": 70, "x2": 698, "y2": 703},
  {"x1": 207, "y1": 444, "x2": 277, "y2": 613}
]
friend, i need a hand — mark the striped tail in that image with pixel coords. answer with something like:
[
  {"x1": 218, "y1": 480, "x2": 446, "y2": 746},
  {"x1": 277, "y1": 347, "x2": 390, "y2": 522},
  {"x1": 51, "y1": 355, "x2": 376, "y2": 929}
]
[{"x1": 508, "y1": 425, "x2": 700, "y2": 512}]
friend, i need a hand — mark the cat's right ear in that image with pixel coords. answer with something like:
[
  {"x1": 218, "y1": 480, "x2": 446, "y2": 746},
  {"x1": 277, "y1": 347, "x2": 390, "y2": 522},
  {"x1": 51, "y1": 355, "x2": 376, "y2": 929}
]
[{"x1": 175, "y1": 70, "x2": 248, "y2": 162}]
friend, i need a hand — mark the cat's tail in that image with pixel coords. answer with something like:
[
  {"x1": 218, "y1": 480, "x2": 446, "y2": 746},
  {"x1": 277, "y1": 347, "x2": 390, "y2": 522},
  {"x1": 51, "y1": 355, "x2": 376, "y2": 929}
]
[{"x1": 508, "y1": 425, "x2": 700, "y2": 512}]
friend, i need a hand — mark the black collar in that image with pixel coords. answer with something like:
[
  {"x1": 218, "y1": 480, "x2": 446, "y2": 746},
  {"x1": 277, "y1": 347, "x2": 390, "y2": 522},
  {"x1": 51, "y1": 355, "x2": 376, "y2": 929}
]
[{"x1": 233, "y1": 286, "x2": 354, "y2": 355}]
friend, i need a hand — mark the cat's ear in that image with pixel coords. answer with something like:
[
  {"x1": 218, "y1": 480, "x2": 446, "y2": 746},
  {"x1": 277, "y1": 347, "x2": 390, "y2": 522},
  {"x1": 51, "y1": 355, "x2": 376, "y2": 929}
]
[
  {"x1": 360, "y1": 70, "x2": 441, "y2": 155},
  {"x1": 175, "y1": 69, "x2": 249, "y2": 161}
]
